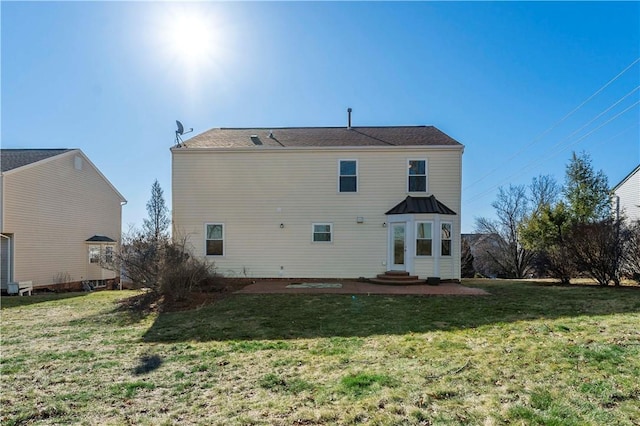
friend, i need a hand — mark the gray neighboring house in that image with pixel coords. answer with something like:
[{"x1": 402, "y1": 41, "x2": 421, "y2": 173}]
[
  {"x1": 612, "y1": 164, "x2": 639, "y2": 223},
  {"x1": 1, "y1": 149, "x2": 126, "y2": 291}
]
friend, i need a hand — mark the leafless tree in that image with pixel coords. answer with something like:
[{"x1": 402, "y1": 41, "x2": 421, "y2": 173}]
[
  {"x1": 621, "y1": 220, "x2": 640, "y2": 281},
  {"x1": 474, "y1": 184, "x2": 535, "y2": 278},
  {"x1": 566, "y1": 218, "x2": 625, "y2": 286},
  {"x1": 530, "y1": 174, "x2": 561, "y2": 213}
]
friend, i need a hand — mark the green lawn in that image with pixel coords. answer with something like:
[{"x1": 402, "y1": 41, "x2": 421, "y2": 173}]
[{"x1": 1, "y1": 280, "x2": 639, "y2": 425}]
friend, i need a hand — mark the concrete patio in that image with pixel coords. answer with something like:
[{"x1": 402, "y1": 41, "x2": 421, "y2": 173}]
[{"x1": 235, "y1": 280, "x2": 489, "y2": 296}]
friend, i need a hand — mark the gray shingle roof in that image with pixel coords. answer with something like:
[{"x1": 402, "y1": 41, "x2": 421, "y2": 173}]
[
  {"x1": 181, "y1": 126, "x2": 462, "y2": 149},
  {"x1": 0, "y1": 149, "x2": 73, "y2": 172},
  {"x1": 386, "y1": 195, "x2": 457, "y2": 215},
  {"x1": 86, "y1": 235, "x2": 117, "y2": 243}
]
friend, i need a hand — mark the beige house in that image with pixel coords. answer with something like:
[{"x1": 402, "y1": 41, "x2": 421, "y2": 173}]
[
  {"x1": 613, "y1": 164, "x2": 639, "y2": 223},
  {"x1": 0, "y1": 149, "x2": 126, "y2": 291},
  {"x1": 172, "y1": 122, "x2": 464, "y2": 282}
]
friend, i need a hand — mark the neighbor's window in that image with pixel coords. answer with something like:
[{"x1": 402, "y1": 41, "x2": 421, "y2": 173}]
[
  {"x1": 104, "y1": 245, "x2": 114, "y2": 263},
  {"x1": 339, "y1": 160, "x2": 357, "y2": 192},
  {"x1": 441, "y1": 222, "x2": 452, "y2": 256},
  {"x1": 89, "y1": 245, "x2": 100, "y2": 263},
  {"x1": 312, "y1": 223, "x2": 333, "y2": 243},
  {"x1": 416, "y1": 222, "x2": 433, "y2": 256},
  {"x1": 206, "y1": 223, "x2": 224, "y2": 256},
  {"x1": 408, "y1": 159, "x2": 427, "y2": 192}
]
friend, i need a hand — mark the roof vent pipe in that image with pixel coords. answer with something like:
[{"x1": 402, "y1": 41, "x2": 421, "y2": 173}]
[{"x1": 347, "y1": 107, "x2": 352, "y2": 129}]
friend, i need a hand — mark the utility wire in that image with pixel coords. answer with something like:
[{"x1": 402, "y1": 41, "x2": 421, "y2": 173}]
[
  {"x1": 464, "y1": 101, "x2": 640, "y2": 207},
  {"x1": 464, "y1": 57, "x2": 640, "y2": 190}
]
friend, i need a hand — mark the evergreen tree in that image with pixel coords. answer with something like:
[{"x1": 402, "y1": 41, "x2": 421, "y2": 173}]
[
  {"x1": 564, "y1": 151, "x2": 611, "y2": 223},
  {"x1": 142, "y1": 179, "x2": 170, "y2": 242}
]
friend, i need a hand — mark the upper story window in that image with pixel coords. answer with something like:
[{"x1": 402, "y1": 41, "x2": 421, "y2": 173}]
[
  {"x1": 312, "y1": 223, "x2": 333, "y2": 243},
  {"x1": 205, "y1": 223, "x2": 224, "y2": 256},
  {"x1": 408, "y1": 159, "x2": 427, "y2": 192},
  {"x1": 339, "y1": 160, "x2": 357, "y2": 192},
  {"x1": 441, "y1": 222, "x2": 452, "y2": 256},
  {"x1": 416, "y1": 222, "x2": 433, "y2": 256}
]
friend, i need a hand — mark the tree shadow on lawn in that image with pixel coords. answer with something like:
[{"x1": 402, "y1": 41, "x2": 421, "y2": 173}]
[{"x1": 141, "y1": 280, "x2": 640, "y2": 343}]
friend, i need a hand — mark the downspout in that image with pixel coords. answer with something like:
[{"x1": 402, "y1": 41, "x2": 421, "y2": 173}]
[
  {"x1": 0, "y1": 173, "x2": 4, "y2": 234},
  {"x1": 1, "y1": 233, "x2": 11, "y2": 286},
  {"x1": 0, "y1": 173, "x2": 9, "y2": 286},
  {"x1": 119, "y1": 200, "x2": 127, "y2": 290},
  {"x1": 434, "y1": 214, "x2": 440, "y2": 278}
]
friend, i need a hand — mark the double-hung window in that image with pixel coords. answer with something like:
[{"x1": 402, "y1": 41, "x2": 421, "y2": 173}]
[
  {"x1": 104, "y1": 246, "x2": 114, "y2": 264},
  {"x1": 416, "y1": 222, "x2": 433, "y2": 256},
  {"x1": 339, "y1": 160, "x2": 357, "y2": 192},
  {"x1": 441, "y1": 222, "x2": 452, "y2": 256},
  {"x1": 408, "y1": 159, "x2": 427, "y2": 192},
  {"x1": 312, "y1": 223, "x2": 333, "y2": 243},
  {"x1": 205, "y1": 223, "x2": 224, "y2": 256},
  {"x1": 89, "y1": 245, "x2": 100, "y2": 263}
]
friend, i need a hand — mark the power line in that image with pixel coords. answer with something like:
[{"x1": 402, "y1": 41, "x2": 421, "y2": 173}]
[
  {"x1": 463, "y1": 101, "x2": 639, "y2": 207},
  {"x1": 464, "y1": 57, "x2": 640, "y2": 190}
]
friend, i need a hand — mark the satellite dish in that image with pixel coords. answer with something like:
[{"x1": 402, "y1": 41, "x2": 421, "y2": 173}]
[{"x1": 175, "y1": 120, "x2": 193, "y2": 147}]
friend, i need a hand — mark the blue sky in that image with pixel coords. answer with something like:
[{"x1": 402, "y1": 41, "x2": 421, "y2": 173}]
[{"x1": 2, "y1": 1, "x2": 639, "y2": 233}]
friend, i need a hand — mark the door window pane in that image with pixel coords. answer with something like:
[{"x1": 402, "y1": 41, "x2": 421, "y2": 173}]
[{"x1": 393, "y1": 224, "x2": 405, "y2": 265}]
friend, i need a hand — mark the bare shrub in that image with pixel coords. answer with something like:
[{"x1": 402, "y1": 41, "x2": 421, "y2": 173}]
[{"x1": 159, "y1": 238, "x2": 216, "y2": 300}]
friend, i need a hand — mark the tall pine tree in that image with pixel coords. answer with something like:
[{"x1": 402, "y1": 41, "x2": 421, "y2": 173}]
[
  {"x1": 564, "y1": 151, "x2": 611, "y2": 224},
  {"x1": 142, "y1": 179, "x2": 170, "y2": 242}
]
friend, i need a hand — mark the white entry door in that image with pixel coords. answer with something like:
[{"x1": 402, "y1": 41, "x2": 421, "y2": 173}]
[{"x1": 390, "y1": 222, "x2": 406, "y2": 271}]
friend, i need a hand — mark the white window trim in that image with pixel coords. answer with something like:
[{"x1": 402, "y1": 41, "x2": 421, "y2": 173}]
[
  {"x1": 338, "y1": 159, "x2": 358, "y2": 193},
  {"x1": 311, "y1": 222, "x2": 333, "y2": 243},
  {"x1": 204, "y1": 223, "x2": 225, "y2": 257},
  {"x1": 407, "y1": 158, "x2": 428, "y2": 193},
  {"x1": 415, "y1": 220, "x2": 434, "y2": 257},
  {"x1": 441, "y1": 221, "x2": 453, "y2": 257}
]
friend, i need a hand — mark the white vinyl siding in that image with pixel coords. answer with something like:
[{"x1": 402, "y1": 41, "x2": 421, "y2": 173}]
[
  {"x1": 2, "y1": 150, "x2": 124, "y2": 287},
  {"x1": 408, "y1": 159, "x2": 427, "y2": 192},
  {"x1": 172, "y1": 146, "x2": 462, "y2": 279},
  {"x1": 613, "y1": 167, "x2": 639, "y2": 223},
  {"x1": 339, "y1": 159, "x2": 357, "y2": 192}
]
